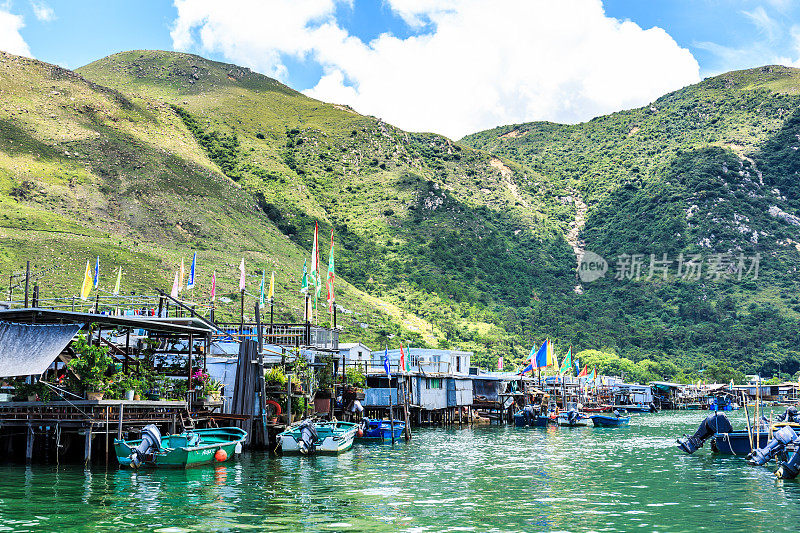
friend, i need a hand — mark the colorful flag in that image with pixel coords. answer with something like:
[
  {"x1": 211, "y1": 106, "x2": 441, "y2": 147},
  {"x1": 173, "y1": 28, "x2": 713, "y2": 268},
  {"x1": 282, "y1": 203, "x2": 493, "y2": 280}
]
[
  {"x1": 268, "y1": 271, "x2": 275, "y2": 300},
  {"x1": 383, "y1": 346, "x2": 391, "y2": 379},
  {"x1": 170, "y1": 270, "x2": 179, "y2": 299},
  {"x1": 211, "y1": 271, "x2": 216, "y2": 301},
  {"x1": 546, "y1": 338, "x2": 556, "y2": 367},
  {"x1": 559, "y1": 348, "x2": 572, "y2": 375},
  {"x1": 399, "y1": 345, "x2": 406, "y2": 373},
  {"x1": 520, "y1": 362, "x2": 534, "y2": 375},
  {"x1": 574, "y1": 358, "x2": 581, "y2": 377},
  {"x1": 80, "y1": 260, "x2": 93, "y2": 300},
  {"x1": 534, "y1": 340, "x2": 549, "y2": 369},
  {"x1": 326, "y1": 229, "x2": 335, "y2": 312},
  {"x1": 259, "y1": 271, "x2": 265, "y2": 308},
  {"x1": 93, "y1": 256, "x2": 100, "y2": 288},
  {"x1": 498, "y1": 356, "x2": 504, "y2": 371},
  {"x1": 578, "y1": 365, "x2": 588, "y2": 377},
  {"x1": 590, "y1": 367, "x2": 597, "y2": 381},
  {"x1": 187, "y1": 252, "x2": 196, "y2": 290},
  {"x1": 239, "y1": 258, "x2": 245, "y2": 291},
  {"x1": 179, "y1": 258, "x2": 185, "y2": 293},
  {"x1": 300, "y1": 260, "x2": 308, "y2": 294},
  {"x1": 113, "y1": 266, "x2": 122, "y2": 296}
]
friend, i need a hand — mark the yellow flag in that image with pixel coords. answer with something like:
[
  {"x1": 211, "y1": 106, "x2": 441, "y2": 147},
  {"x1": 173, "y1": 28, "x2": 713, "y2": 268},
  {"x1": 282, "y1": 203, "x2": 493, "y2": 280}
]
[
  {"x1": 113, "y1": 266, "x2": 122, "y2": 295},
  {"x1": 547, "y1": 339, "x2": 556, "y2": 367},
  {"x1": 178, "y1": 258, "x2": 185, "y2": 293},
  {"x1": 268, "y1": 271, "x2": 275, "y2": 300},
  {"x1": 80, "y1": 260, "x2": 93, "y2": 300}
]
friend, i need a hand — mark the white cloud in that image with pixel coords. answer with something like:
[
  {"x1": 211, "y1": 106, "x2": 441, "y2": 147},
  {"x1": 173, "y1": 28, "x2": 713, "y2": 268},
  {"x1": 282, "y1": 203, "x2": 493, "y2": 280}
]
[
  {"x1": 0, "y1": 7, "x2": 31, "y2": 57},
  {"x1": 30, "y1": 0, "x2": 55, "y2": 22},
  {"x1": 742, "y1": 6, "x2": 780, "y2": 41},
  {"x1": 171, "y1": 0, "x2": 700, "y2": 138}
]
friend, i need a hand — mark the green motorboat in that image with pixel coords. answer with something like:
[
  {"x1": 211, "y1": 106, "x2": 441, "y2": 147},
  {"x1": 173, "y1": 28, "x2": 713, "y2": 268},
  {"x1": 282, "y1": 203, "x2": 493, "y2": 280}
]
[{"x1": 114, "y1": 425, "x2": 247, "y2": 468}]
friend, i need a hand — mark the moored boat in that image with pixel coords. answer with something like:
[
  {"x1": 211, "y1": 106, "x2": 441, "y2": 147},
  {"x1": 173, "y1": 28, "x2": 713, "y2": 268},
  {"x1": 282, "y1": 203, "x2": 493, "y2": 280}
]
[
  {"x1": 557, "y1": 411, "x2": 589, "y2": 427},
  {"x1": 114, "y1": 425, "x2": 246, "y2": 468},
  {"x1": 357, "y1": 418, "x2": 405, "y2": 442},
  {"x1": 278, "y1": 419, "x2": 357, "y2": 454},
  {"x1": 590, "y1": 414, "x2": 630, "y2": 427},
  {"x1": 712, "y1": 431, "x2": 769, "y2": 454},
  {"x1": 514, "y1": 408, "x2": 555, "y2": 427}
]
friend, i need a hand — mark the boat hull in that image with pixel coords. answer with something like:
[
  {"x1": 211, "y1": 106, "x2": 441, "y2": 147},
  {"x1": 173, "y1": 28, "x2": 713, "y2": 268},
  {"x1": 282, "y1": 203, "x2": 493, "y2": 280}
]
[
  {"x1": 590, "y1": 415, "x2": 630, "y2": 427},
  {"x1": 557, "y1": 417, "x2": 588, "y2": 427},
  {"x1": 278, "y1": 421, "x2": 357, "y2": 454},
  {"x1": 357, "y1": 420, "x2": 405, "y2": 442},
  {"x1": 712, "y1": 431, "x2": 769, "y2": 455},
  {"x1": 114, "y1": 427, "x2": 247, "y2": 468},
  {"x1": 514, "y1": 411, "x2": 554, "y2": 427}
]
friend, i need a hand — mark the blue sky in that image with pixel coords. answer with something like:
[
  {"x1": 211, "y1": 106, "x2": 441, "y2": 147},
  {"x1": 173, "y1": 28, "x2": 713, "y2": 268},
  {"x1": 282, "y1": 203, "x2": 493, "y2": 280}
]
[{"x1": 2, "y1": 0, "x2": 800, "y2": 137}]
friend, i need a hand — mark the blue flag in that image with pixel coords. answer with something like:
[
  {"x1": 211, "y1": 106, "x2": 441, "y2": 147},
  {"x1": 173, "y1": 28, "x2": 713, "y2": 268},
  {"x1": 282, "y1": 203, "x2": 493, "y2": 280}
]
[
  {"x1": 534, "y1": 340, "x2": 548, "y2": 369},
  {"x1": 383, "y1": 347, "x2": 391, "y2": 379},
  {"x1": 574, "y1": 358, "x2": 581, "y2": 376},
  {"x1": 187, "y1": 252, "x2": 196, "y2": 289},
  {"x1": 93, "y1": 256, "x2": 99, "y2": 288},
  {"x1": 519, "y1": 363, "x2": 533, "y2": 375}
]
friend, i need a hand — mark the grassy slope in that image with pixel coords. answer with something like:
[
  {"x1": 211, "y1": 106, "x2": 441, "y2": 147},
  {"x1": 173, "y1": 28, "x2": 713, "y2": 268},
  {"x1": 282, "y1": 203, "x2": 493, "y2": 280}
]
[
  {"x1": 78, "y1": 51, "x2": 574, "y2": 363},
  {"x1": 461, "y1": 65, "x2": 800, "y2": 376},
  {"x1": 0, "y1": 51, "x2": 438, "y2": 347}
]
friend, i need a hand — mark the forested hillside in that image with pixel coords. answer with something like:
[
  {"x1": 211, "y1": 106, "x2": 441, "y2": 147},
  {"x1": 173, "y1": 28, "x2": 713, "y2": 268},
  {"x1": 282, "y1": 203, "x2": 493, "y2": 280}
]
[
  {"x1": 3, "y1": 50, "x2": 800, "y2": 380},
  {"x1": 462, "y1": 66, "x2": 800, "y2": 378}
]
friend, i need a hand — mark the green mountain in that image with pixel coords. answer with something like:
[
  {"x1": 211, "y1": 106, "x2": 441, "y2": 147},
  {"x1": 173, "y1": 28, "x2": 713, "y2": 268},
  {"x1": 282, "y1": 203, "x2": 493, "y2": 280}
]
[
  {"x1": 462, "y1": 65, "x2": 800, "y2": 378},
  {"x1": 3, "y1": 49, "x2": 800, "y2": 381}
]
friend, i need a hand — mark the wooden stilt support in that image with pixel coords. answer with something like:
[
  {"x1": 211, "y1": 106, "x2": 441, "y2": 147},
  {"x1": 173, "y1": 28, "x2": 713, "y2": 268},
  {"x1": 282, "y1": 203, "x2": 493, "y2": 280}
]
[
  {"x1": 84, "y1": 427, "x2": 92, "y2": 466},
  {"x1": 26, "y1": 424, "x2": 33, "y2": 463}
]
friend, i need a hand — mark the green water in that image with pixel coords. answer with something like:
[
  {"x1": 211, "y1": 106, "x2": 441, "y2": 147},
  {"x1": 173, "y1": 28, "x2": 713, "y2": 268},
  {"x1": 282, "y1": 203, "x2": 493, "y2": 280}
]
[{"x1": 2, "y1": 411, "x2": 800, "y2": 532}]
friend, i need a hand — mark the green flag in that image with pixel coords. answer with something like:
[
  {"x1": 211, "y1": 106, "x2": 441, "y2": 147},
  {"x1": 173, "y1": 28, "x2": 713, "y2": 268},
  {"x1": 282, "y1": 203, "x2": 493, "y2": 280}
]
[
  {"x1": 300, "y1": 260, "x2": 308, "y2": 294},
  {"x1": 559, "y1": 347, "x2": 572, "y2": 375},
  {"x1": 259, "y1": 271, "x2": 265, "y2": 308}
]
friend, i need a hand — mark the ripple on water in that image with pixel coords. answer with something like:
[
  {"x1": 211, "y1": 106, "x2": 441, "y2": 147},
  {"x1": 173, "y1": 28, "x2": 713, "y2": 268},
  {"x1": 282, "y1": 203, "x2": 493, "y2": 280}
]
[{"x1": 2, "y1": 413, "x2": 800, "y2": 531}]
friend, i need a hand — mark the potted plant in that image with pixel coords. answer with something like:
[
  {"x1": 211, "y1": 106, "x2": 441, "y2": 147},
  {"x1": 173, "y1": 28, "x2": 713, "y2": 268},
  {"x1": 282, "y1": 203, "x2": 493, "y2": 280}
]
[
  {"x1": 265, "y1": 367, "x2": 287, "y2": 389},
  {"x1": 206, "y1": 379, "x2": 223, "y2": 402},
  {"x1": 68, "y1": 335, "x2": 114, "y2": 400}
]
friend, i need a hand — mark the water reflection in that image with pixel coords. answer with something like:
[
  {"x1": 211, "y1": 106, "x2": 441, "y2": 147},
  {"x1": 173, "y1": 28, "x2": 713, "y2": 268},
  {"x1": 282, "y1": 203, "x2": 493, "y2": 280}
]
[{"x1": 2, "y1": 413, "x2": 800, "y2": 531}]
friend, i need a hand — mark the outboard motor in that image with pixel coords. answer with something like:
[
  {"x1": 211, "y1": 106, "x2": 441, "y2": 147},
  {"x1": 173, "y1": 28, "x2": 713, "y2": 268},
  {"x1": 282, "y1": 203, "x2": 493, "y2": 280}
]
[
  {"x1": 649, "y1": 403, "x2": 659, "y2": 413},
  {"x1": 523, "y1": 405, "x2": 536, "y2": 426},
  {"x1": 677, "y1": 413, "x2": 733, "y2": 454},
  {"x1": 776, "y1": 443, "x2": 800, "y2": 479},
  {"x1": 129, "y1": 424, "x2": 162, "y2": 468},
  {"x1": 297, "y1": 420, "x2": 318, "y2": 456},
  {"x1": 775, "y1": 406, "x2": 799, "y2": 424},
  {"x1": 748, "y1": 426, "x2": 798, "y2": 466},
  {"x1": 567, "y1": 408, "x2": 579, "y2": 424}
]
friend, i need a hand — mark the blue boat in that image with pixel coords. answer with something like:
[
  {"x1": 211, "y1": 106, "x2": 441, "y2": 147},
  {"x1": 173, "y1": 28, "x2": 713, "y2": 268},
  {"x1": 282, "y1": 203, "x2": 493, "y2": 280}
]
[
  {"x1": 514, "y1": 409, "x2": 555, "y2": 427},
  {"x1": 357, "y1": 418, "x2": 405, "y2": 442},
  {"x1": 590, "y1": 414, "x2": 630, "y2": 427},
  {"x1": 712, "y1": 431, "x2": 769, "y2": 455}
]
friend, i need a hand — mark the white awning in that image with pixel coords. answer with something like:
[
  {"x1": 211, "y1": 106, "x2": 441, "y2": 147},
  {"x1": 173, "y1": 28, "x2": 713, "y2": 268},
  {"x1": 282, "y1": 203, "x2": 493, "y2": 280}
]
[{"x1": 0, "y1": 321, "x2": 83, "y2": 377}]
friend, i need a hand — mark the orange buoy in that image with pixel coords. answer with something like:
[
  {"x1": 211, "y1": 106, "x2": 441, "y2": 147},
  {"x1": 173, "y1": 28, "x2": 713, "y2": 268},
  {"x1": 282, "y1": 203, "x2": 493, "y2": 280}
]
[{"x1": 214, "y1": 448, "x2": 228, "y2": 462}]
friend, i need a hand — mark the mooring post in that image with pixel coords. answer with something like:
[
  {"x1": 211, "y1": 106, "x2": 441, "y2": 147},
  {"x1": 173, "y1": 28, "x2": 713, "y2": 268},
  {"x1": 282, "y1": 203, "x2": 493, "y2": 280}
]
[
  {"x1": 26, "y1": 424, "x2": 33, "y2": 463},
  {"x1": 287, "y1": 374, "x2": 293, "y2": 424},
  {"x1": 84, "y1": 426, "x2": 92, "y2": 466},
  {"x1": 117, "y1": 404, "x2": 124, "y2": 439},
  {"x1": 105, "y1": 406, "x2": 109, "y2": 465}
]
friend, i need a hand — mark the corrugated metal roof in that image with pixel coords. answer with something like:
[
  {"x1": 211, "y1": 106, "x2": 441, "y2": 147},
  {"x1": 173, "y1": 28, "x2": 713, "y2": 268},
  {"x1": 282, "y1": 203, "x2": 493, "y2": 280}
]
[{"x1": 0, "y1": 320, "x2": 83, "y2": 377}]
